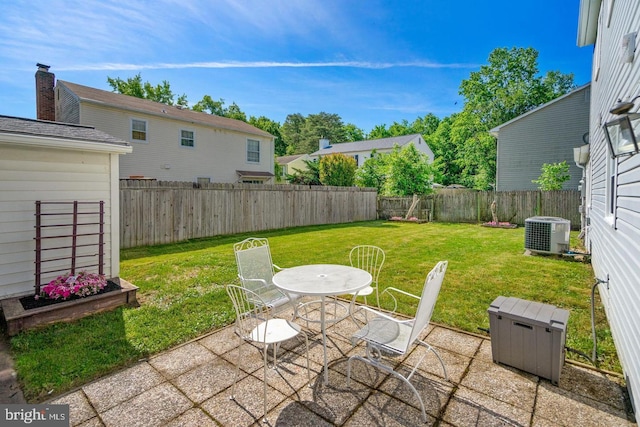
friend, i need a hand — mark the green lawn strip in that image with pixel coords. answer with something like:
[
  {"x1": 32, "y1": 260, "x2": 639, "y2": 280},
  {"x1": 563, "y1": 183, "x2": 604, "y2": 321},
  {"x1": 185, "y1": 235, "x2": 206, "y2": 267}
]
[{"x1": 11, "y1": 221, "x2": 619, "y2": 401}]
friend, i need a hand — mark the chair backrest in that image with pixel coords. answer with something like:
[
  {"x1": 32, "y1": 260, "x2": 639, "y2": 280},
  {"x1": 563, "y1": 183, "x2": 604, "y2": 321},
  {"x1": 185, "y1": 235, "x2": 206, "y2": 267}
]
[
  {"x1": 234, "y1": 237, "x2": 275, "y2": 294},
  {"x1": 226, "y1": 284, "x2": 270, "y2": 342},
  {"x1": 407, "y1": 261, "x2": 448, "y2": 347},
  {"x1": 349, "y1": 245, "x2": 385, "y2": 286}
]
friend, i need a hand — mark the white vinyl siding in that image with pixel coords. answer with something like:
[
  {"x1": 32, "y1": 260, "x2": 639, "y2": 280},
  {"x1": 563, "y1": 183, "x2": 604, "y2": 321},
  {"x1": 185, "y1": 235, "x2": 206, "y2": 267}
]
[
  {"x1": 0, "y1": 145, "x2": 116, "y2": 298},
  {"x1": 247, "y1": 139, "x2": 260, "y2": 163},
  {"x1": 180, "y1": 129, "x2": 195, "y2": 148},
  {"x1": 585, "y1": 0, "x2": 640, "y2": 413},
  {"x1": 131, "y1": 119, "x2": 147, "y2": 142},
  {"x1": 494, "y1": 86, "x2": 590, "y2": 191}
]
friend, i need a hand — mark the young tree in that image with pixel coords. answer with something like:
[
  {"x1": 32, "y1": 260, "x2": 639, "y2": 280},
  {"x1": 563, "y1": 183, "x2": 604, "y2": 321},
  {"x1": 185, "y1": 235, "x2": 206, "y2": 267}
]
[
  {"x1": 319, "y1": 153, "x2": 357, "y2": 186},
  {"x1": 355, "y1": 150, "x2": 387, "y2": 192},
  {"x1": 383, "y1": 144, "x2": 433, "y2": 196},
  {"x1": 532, "y1": 161, "x2": 571, "y2": 190},
  {"x1": 286, "y1": 159, "x2": 321, "y2": 185}
]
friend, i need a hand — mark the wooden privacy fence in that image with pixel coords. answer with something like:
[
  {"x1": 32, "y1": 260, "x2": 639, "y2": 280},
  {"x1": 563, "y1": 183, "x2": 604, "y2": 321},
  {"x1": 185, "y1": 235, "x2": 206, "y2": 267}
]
[
  {"x1": 119, "y1": 181, "x2": 378, "y2": 248},
  {"x1": 378, "y1": 190, "x2": 581, "y2": 228}
]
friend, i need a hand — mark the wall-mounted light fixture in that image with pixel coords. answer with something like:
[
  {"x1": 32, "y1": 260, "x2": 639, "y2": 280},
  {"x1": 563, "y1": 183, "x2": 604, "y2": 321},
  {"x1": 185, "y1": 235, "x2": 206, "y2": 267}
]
[{"x1": 603, "y1": 96, "x2": 640, "y2": 158}]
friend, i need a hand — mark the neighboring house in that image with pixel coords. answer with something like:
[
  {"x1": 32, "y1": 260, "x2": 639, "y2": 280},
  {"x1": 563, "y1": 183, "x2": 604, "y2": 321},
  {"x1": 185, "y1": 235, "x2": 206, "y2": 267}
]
[
  {"x1": 0, "y1": 115, "x2": 131, "y2": 298},
  {"x1": 309, "y1": 134, "x2": 434, "y2": 167},
  {"x1": 490, "y1": 84, "x2": 590, "y2": 191},
  {"x1": 276, "y1": 154, "x2": 311, "y2": 182},
  {"x1": 35, "y1": 65, "x2": 275, "y2": 184},
  {"x1": 578, "y1": 0, "x2": 640, "y2": 413}
]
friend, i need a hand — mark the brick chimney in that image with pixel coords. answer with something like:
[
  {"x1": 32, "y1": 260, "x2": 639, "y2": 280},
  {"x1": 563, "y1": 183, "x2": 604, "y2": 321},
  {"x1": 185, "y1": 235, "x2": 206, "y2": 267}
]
[{"x1": 35, "y1": 63, "x2": 55, "y2": 121}]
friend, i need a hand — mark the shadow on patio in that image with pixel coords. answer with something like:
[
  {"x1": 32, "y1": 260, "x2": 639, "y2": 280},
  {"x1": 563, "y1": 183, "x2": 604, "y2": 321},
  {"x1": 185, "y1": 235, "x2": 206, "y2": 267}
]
[{"x1": 49, "y1": 305, "x2": 636, "y2": 426}]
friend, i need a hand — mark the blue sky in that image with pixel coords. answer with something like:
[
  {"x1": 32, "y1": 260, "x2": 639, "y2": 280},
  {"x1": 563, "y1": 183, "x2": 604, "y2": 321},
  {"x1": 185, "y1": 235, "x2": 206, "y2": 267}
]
[{"x1": 0, "y1": 0, "x2": 592, "y2": 134}]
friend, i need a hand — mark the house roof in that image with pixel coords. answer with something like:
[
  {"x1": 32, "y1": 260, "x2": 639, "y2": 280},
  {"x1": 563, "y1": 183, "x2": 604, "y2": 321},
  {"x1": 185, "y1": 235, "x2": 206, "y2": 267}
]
[
  {"x1": 58, "y1": 81, "x2": 274, "y2": 139},
  {"x1": 489, "y1": 83, "x2": 591, "y2": 137},
  {"x1": 276, "y1": 154, "x2": 307, "y2": 165},
  {"x1": 0, "y1": 115, "x2": 131, "y2": 150},
  {"x1": 236, "y1": 170, "x2": 274, "y2": 178},
  {"x1": 311, "y1": 133, "x2": 422, "y2": 156}
]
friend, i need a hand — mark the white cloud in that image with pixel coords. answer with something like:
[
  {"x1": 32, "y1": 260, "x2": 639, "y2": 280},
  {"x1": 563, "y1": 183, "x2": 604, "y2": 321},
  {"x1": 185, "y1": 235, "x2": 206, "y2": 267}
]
[{"x1": 56, "y1": 60, "x2": 479, "y2": 71}]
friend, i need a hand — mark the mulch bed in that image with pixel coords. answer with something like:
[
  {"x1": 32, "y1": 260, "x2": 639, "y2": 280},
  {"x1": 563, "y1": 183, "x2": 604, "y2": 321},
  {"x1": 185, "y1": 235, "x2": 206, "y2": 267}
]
[{"x1": 19, "y1": 280, "x2": 121, "y2": 310}]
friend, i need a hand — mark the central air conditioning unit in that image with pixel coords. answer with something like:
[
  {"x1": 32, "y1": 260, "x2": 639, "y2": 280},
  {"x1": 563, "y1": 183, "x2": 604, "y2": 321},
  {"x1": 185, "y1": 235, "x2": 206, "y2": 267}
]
[{"x1": 524, "y1": 216, "x2": 570, "y2": 254}]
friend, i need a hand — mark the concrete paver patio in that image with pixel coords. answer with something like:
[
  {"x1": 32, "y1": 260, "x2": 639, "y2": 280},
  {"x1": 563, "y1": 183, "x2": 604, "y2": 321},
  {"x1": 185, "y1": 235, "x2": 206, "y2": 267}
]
[{"x1": 48, "y1": 306, "x2": 636, "y2": 426}]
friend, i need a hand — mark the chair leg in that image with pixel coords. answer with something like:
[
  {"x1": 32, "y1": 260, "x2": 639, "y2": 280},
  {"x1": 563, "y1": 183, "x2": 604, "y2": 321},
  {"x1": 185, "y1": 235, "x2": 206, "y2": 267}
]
[
  {"x1": 347, "y1": 354, "x2": 428, "y2": 423},
  {"x1": 263, "y1": 345, "x2": 268, "y2": 423},
  {"x1": 230, "y1": 338, "x2": 243, "y2": 401}
]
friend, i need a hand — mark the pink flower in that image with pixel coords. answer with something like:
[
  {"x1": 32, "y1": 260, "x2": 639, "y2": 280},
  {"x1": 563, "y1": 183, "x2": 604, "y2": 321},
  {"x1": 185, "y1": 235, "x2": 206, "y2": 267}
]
[{"x1": 39, "y1": 271, "x2": 107, "y2": 300}]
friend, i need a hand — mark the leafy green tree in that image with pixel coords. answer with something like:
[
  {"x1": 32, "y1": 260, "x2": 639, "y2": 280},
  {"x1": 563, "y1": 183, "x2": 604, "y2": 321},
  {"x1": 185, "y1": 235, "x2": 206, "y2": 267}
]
[
  {"x1": 383, "y1": 144, "x2": 433, "y2": 196},
  {"x1": 319, "y1": 153, "x2": 357, "y2": 186},
  {"x1": 367, "y1": 124, "x2": 392, "y2": 139},
  {"x1": 298, "y1": 112, "x2": 347, "y2": 154},
  {"x1": 107, "y1": 74, "x2": 188, "y2": 106},
  {"x1": 426, "y1": 116, "x2": 462, "y2": 186},
  {"x1": 459, "y1": 47, "x2": 575, "y2": 130},
  {"x1": 343, "y1": 123, "x2": 366, "y2": 142},
  {"x1": 532, "y1": 161, "x2": 571, "y2": 190},
  {"x1": 452, "y1": 47, "x2": 575, "y2": 189},
  {"x1": 281, "y1": 113, "x2": 306, "y2": 154},
  {"x1": 286, "y1": 159, "x2": 321, "y2": 185},
  {"x1": 224, "y1": 102, "x2": 247, "y2": 121},
  {"x1": 274, "y1": 158, "x2": 284, "y2": 183},
  {"x1": 192, "y1": 95, "x2": 225, "y2": 115},
  {"x1": 411, "y1": 113, "x2": 440, "y2": 136},
  {"x1": 355, "y1": 149, "x2": 387, "y2": 192}
]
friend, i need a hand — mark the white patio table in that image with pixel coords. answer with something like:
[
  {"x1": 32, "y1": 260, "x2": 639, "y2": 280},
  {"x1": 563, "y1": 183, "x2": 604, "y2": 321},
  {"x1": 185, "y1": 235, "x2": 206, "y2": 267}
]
[{"x1": 272, "y1": 264, "x2": 372, "y2": 384}]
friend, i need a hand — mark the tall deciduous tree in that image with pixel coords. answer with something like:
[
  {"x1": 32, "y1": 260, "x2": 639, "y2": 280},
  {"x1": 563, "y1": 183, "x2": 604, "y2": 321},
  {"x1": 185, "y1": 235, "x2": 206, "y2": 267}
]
[
  {"x1": 319, "y1": 153, "x2": 357, "y2": 186},
  {"x1": 452, "y1": 47, "x2": 575, "y2": 189},
  {"x1": 281, "y1": 113, "x2": 306, "y2": 154},
  {"x1": 299, "y1": 112, "x2": 347, "y2": 154},
  {"x1": 107, "y1": 74, "x2": 188, "y2": 106}
]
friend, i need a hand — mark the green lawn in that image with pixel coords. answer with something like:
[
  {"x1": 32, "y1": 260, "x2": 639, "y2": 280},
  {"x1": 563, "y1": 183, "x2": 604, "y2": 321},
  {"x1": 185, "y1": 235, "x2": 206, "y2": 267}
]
[{"x1": 10, "y1": 221, "x2": 618, "y2": 402}]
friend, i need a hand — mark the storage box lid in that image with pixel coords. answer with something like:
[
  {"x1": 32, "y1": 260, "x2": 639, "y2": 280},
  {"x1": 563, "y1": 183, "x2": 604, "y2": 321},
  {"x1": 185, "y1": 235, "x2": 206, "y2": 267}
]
[{"x1": 488, "y1": 296, "x2": 569, "y2": 330}]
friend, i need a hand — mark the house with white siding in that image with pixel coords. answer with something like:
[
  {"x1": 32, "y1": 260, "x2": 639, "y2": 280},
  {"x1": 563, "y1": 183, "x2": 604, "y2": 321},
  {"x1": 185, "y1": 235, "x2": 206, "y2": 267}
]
[
  {"x1": 35, "y1": 65, "x2": 275, "y2": 184},
  {"x1": 309, "y1": 134, "x2": 434, "y2": 167},
  {"x1": 490, "y1": 84, "x2": 590, "y2": 191},
  {"x1": 276, "y1": 153, "x2": 311, "y2": 182},
  {"x1": 0, "y1": 115, "x2": 131, "y2": 298},
  {"x1": 578, "y1": 0, "x2": 640, "y2": 413}
]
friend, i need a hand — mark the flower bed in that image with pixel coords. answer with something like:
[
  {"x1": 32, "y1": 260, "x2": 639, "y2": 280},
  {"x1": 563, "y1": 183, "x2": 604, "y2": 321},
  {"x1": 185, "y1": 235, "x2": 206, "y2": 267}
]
[
  {"x1": 481, "y1": 221, "x2": 518, "y2": 229},
  {"x1": 1, "y1": 277, "x2": 138, "y2": 336},
  {"x1": 388, "y1": 216, "x2": 428, "y2": 224}
]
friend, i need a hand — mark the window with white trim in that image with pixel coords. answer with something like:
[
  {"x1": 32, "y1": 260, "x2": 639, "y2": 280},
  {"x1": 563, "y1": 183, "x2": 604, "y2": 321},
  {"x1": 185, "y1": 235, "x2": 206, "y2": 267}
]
[
  {"x1": 247, "y1": 139, "x2": 260, "y2": 163},
  {"x1": 180, "y1": 129, "x2": 195, "y2": 147},
  {"x1": 131, "y1": 119, "x2": 147, "y2": 142}
]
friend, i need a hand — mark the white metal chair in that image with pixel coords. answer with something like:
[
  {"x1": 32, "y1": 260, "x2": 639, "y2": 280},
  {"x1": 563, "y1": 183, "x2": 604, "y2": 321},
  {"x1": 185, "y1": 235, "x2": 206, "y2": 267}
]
[
  {"x1": 347, "y1": 261, "x2": 449, "y2": 423},
  {"x1": 226, "y1": 284, "x2": 310, "y2": 423},
  {"x1": 234, "y1": 237, "x2": 300, "y2": 315},
  {"x1": 349, "y1": 245, "x2": 385, "y2": 308}
]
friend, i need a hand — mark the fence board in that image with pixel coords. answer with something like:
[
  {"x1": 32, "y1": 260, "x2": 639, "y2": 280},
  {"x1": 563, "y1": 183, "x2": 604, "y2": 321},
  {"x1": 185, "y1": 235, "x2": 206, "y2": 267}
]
[
  {"x1": 120, "y1": 181, "x2": 581, "y2": 249},
  {"x1": 378, "y1": 190, "x2": 581, "y2": 229},
  {"x1": 119, "y1": 181, "x2": 378, "y2": 248}
]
